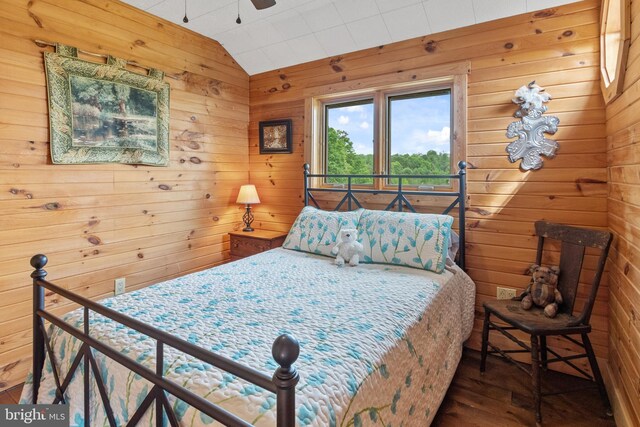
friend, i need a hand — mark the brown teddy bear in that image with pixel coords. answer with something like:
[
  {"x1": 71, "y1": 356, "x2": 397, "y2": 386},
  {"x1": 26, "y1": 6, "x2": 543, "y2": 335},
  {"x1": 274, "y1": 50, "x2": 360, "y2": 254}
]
[{"x1": 518, "y1": 264, "x2": 562, "y2": 318}]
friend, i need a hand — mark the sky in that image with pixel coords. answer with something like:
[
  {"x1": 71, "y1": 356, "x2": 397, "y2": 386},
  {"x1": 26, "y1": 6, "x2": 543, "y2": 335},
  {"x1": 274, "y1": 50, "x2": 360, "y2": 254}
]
[{"x1": 327, "y1": 92, "x2": 451, "y2": 155}]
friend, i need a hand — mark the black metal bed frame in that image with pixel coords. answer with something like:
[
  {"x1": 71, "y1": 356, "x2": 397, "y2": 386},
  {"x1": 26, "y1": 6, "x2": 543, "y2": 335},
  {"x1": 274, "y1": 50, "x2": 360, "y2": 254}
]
[
  {"x1": 30, "y1": 161, "x2": 467, "y2": 427},
  {"x1": 304, "y1": 161, "x2": 467, "y2": 270},
  {"x1": 30, "y1": 257, "x2": 300, "y2": 427}
]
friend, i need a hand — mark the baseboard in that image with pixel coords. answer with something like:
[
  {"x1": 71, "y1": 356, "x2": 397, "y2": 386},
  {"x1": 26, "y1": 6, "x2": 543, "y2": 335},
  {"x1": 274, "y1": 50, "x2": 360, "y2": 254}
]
[{"x1": 604, "y1": 361, "x2": 634, "y2": 427}]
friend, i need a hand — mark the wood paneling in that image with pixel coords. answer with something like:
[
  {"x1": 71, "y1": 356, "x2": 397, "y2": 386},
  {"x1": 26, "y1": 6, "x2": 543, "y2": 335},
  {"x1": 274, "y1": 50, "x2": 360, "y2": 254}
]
[
  {"x1": 605, "y1": 0, "x2": 640, "y2": 423},
  {"x1": 0, "y1": 0, "x2": 249, "y2": 390},
  {"x1": 248, "y1": 0, "x2": 609, "y2": 379}
]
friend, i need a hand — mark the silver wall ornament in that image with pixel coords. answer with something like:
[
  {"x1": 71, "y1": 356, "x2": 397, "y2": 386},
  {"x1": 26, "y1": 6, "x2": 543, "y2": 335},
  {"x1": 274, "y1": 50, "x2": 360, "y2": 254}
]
[{"x1": 506, "y1": 81, "x2": 559, "y2": 171}]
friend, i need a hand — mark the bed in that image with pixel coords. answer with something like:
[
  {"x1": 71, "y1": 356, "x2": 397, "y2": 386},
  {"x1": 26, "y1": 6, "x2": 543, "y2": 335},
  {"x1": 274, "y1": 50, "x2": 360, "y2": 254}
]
[{"x1": 22, "y1": 163, "x2": 474, "y2": 426}]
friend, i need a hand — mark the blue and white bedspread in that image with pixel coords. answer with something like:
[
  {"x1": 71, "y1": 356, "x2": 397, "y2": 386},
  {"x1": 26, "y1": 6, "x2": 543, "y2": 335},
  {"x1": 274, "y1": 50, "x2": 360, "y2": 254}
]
[{"x1": 22, "y1": 248, "x2": 475, "y2": 426}]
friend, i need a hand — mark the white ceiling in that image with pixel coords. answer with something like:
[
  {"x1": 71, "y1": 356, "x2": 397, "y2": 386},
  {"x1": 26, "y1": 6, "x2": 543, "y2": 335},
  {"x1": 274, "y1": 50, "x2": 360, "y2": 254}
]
[{"x1": 123, "y1": 0, "x2": 580, "y2": 76}]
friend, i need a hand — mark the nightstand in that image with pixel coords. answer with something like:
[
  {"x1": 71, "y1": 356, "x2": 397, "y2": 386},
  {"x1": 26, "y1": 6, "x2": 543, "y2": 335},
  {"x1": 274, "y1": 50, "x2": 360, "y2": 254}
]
[{"x1": 229, "y1": 230, "x2": 288, "y2": 261}]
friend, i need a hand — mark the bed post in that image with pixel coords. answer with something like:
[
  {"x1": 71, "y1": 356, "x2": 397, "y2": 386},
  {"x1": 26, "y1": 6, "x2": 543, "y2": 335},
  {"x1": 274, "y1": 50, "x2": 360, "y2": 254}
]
[
  {"x1": 457, "y1": 161, "x2": 467, "y2": 271},
  {"x1": 30, "y1": 254, "x2": 48, "y2": 404},
  {"x1": 272, "y1": 334, "x2": 300, "y2": 427},
  {"x1": 303, "y1": 163, "x2": 310, "y2": 206}
]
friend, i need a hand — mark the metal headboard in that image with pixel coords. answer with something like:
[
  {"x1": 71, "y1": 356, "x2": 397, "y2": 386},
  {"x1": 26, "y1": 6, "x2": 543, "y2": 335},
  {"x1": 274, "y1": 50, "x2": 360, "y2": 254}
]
[{"x1": 303, "y1": 161, "x2": 467, "y2": 270}]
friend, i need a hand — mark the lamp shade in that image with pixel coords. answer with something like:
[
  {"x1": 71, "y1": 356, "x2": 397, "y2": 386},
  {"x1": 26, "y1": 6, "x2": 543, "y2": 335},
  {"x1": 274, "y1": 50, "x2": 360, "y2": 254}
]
[{"x1": 236, "y1": 184, "x2": 260, "y2": 205}]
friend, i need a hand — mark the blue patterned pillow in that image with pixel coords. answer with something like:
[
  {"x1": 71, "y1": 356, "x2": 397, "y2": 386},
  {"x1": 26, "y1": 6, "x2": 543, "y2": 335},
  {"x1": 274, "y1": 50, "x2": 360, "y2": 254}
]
[
  {"x1": 357, "y1": 210, "x2": 453, "y2": 273},
  {"x1": 283, "y1": 207, "x2": 363, "y2": 257}
]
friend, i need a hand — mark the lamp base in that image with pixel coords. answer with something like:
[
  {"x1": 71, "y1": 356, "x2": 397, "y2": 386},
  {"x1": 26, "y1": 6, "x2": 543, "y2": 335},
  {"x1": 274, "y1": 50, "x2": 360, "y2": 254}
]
[{"x1": 242, "y1": 205, "x2": 254, "y2": 232}]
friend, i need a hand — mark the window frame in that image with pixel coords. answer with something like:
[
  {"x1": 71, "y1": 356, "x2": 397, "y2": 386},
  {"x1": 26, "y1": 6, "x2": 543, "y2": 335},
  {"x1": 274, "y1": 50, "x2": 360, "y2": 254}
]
[
  {"x1": 599, "y1": 0, "x2": 631, "y2": 104},
  {"x1": 306, "y1": 72, "x2": 466, "y2": 191}
]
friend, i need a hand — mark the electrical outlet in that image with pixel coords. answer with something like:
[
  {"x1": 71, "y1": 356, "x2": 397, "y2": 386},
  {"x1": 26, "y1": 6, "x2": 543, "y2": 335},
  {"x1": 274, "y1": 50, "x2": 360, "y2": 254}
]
[
  {"x1": 497, "y1": 287, "x2": 516, "y2": 300},
  {"x1": 114, "y1": 278, "x2": 126, "y2": 295}
]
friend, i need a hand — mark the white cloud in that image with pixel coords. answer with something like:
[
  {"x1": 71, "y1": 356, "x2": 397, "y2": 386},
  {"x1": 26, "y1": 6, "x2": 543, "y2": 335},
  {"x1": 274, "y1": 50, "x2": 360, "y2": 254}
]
[
  {"x1": 426, "y1": 126, "x2": 450, "y2": 146},
  {"x1": 398, "y1": 126, "x2": 451, "y2": 154},
  {"x1": 359, "y1": 121, "x2": 370, "y2": 129},
  {"x1": 353, "y1": 142, "x2": 373, "y2": 155},
  {"x1": 338, "y1": 115, "x2": 350, "y2": 125},
  {"x1": 344, "y1": 105, "x2": 364, "y2": 112}
]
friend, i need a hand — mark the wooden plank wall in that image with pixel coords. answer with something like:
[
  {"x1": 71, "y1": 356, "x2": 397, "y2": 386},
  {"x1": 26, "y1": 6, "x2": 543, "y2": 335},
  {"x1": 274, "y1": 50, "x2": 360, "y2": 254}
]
[
  {"x1": 0, "y1": 0, "x2": 249, "y2": 390},
  {"x1": 605, "y1": 0, "x2": 640, "y2": 423},
  {"x1": 249, "y1": 0, "x2": 610, "y2": 378}
]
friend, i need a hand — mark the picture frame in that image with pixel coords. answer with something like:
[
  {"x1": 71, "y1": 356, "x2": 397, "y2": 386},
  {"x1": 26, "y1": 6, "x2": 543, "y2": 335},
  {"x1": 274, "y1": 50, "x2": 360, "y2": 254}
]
[
  {"x1": 44, "y1": 44, "x2": 170, "y2": 166},
  {"x1": 259, "y1": 119, "x2": 292, "y2": 154}
]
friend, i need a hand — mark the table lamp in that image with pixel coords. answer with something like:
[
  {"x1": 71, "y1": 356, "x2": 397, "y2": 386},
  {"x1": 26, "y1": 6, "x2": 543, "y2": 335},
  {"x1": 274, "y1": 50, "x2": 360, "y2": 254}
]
[{"x1": 236, "y1": 184, "x2": 260, "y2": 232}]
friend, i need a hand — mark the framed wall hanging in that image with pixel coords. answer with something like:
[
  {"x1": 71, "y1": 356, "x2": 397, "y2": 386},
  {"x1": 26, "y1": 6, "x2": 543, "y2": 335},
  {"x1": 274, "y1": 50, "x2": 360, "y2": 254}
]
[
  {"x1": 259, "y1": 119, "x2": 292, "y2": 154},
  {"x1": 44, "y1": 43, "x2": 170, "y2": 166}
]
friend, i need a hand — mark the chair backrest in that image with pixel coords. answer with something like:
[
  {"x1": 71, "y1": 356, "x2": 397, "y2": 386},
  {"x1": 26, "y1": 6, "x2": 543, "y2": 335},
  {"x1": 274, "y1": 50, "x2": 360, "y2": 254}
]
[{"x1": 534, "y1": 221, "x2": 612, "y2": 325}]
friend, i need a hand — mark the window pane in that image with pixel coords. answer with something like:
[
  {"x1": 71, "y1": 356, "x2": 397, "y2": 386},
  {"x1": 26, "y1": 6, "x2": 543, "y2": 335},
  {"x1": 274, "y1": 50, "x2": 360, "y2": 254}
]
[
  {"x1": 388, "y1": 90, "x2": 451, "y2": 186},
  {"x1": 325, "y1": 99, "x2": 374, "y2": 184}
]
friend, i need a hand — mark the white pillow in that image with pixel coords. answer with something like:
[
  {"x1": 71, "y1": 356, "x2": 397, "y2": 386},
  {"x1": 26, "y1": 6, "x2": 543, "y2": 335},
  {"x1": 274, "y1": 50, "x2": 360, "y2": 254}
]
[
  {"x1": 283, "y1": 206, "x2": 362, "y2": 257},
  {"x1": 357, "y1": 209, "x2": 453, "y2": 273}
]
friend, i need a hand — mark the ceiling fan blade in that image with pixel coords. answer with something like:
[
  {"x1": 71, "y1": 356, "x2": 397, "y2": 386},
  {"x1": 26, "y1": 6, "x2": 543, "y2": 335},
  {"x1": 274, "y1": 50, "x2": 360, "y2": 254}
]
[{"x1": 250, "y1": 0, "x2": 276, "y2": 10}]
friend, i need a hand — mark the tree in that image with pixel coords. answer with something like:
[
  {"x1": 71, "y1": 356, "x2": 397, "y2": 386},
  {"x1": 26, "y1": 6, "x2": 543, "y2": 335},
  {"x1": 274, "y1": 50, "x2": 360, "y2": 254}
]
[
  {"x1": 327, "y1": 127, "x2": 372, "y2": 184},
  {"x1": 326, "y1": 127, "x2": 451, "y2": 185}
]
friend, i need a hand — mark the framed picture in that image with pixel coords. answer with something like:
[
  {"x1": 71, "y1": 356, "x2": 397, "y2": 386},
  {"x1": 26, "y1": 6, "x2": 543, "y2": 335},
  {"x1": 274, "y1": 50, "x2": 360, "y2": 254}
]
[
  {"x1": 259, "y1": 119, "x2": 292, "y2": 154},
  {"x1": 44, "y1": 44, "x2": 170, "y2": 166}
]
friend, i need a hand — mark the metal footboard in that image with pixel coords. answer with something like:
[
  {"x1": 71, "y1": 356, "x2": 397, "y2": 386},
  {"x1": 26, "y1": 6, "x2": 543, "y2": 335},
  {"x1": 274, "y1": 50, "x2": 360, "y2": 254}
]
[{"x1": 31, "y1": 254, "x2": 300, "y2": 427}]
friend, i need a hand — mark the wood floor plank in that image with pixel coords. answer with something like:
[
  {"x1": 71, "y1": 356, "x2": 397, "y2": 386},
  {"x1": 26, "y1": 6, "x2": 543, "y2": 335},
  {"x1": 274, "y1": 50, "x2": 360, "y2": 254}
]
[
  {"x1": 7, "y1": 385, "x2": 22, "y2": 403},
  {"x1": 0, "y1": 391, "x2": 14, "y2": 404},
  {"x1": 433, "y1": 349, "x2": 617, "y2": 427}
]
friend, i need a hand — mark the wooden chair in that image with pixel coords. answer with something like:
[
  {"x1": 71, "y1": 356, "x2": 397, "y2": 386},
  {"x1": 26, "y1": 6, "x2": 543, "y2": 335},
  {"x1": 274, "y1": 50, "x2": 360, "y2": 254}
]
[{"x1": 480, "y1": 221, "x2": 613, "y2": 426}]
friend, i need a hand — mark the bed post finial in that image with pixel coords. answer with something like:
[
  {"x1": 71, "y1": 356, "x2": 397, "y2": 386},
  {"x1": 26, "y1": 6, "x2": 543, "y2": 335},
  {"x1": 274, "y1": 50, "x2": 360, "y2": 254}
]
[
  {"x1": 31, "y1": 254, "x2": 48, "y2": 404},
  {"x1": 303, "y1": 163, "x2": 310, "y2": 175},
  {"x1": 31, "y1": 254, "x2": 48, "y2": 274},
  {"x1": 272, "y1": 334, "x2": 299, "y2": 369},
  {"x1": 272, "y1": 334, "x2": 300, "y2": 427},
  {"x1": 457, "y1": 160, "x2": 467, "y2": 173}
]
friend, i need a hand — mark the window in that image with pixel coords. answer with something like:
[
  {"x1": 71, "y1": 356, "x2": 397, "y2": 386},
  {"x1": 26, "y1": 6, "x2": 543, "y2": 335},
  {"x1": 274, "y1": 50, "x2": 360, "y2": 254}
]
[
  {"x1": 325, "y1": 99, "x2": 374, "y2": 185},
  {"x1": 307, "y1": 70, "x2": 466, "y2": 190},
  {"x1": 600, "y1": 0, "x2": 630, "y2": 104},
  {"x1": 387, "y1": 89, "x2": 452, "y2": 186}
]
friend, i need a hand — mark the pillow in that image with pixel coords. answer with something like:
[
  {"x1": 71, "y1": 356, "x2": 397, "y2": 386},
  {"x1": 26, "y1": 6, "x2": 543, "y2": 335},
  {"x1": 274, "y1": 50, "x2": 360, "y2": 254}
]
[
  {"x1": 283, "y1": 206, "x2": 362, "y2": 257},
  {"x1": 357, "y1": 209, "x2": 453, "y2": 273}
]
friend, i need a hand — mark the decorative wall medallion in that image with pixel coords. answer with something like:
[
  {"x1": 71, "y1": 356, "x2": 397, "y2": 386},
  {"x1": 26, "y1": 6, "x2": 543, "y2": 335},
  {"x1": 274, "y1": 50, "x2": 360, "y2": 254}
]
[{"x1": 506, "y1": 81, "x2": 559, "y2": 171}]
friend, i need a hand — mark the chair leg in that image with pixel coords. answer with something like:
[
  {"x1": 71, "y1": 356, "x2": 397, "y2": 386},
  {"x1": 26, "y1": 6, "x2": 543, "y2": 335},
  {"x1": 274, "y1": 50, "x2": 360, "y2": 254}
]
[
  {"x1": 530, "y1": 334, "x2": 542, "y2": 426},
  {"x1": 582, "y1": 333, "x2": 612, "y2": 416},
  {"x1": 480, "y1": 309, "x2": 490, "y2": 373},
  {"x1": 540, "y1": 335, "x2": 548, "y2": 371}
]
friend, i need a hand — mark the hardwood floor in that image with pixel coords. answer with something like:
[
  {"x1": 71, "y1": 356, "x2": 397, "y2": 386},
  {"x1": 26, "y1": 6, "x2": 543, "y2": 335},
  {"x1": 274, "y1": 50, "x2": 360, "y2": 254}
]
[
  {"x1": 433, "y1": 349, "x2": 617, "y2": 427},
  {"x1": 0, "y1": 383, "x2": 22, "y2": 404},
  {"x1": 0, "y1": 349, "x2": 616, "y2": 426}
]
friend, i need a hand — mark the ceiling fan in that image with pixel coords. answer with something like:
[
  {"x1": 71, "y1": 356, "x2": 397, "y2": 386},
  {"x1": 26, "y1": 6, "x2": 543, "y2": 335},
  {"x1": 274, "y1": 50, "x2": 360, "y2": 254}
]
[
  {"x1": 236, "y1": 0, "x2": 275, "y2": 23},
  {"x1": 182, "y1": 0, "x2": 276, "y2": 23},
  {"x1": 250, "y1": 0, "x2": 276, "y2": 10}
]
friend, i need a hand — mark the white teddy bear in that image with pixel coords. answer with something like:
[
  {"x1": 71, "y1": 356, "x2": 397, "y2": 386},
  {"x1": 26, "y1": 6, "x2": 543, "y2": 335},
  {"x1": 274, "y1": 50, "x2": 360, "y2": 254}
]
[{"x1": 331, "y1": 229, "x2": 363, "y2": 267}]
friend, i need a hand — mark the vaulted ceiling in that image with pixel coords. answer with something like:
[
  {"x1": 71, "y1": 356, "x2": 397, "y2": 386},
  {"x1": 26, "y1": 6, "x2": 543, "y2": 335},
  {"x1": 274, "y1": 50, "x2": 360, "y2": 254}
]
[{"x1": 123, "y1": 0, "x2": 581, "y2": 75}]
